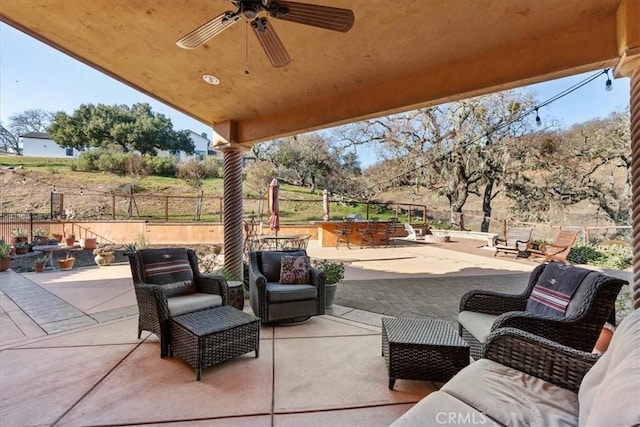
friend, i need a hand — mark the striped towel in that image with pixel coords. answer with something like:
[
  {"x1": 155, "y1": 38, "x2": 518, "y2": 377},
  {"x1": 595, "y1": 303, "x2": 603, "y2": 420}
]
[{"x1": 526, "y1": 262, "x2": 591, "y2": 317}]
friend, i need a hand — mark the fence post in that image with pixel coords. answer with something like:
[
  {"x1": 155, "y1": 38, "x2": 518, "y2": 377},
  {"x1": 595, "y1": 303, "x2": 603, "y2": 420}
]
[
  {"x1": 366, "y1": 202, "x2": 370, "y2": 219},
  {"x1": 111, "y1": 195, "x2": 116, "y2": 220},
  {"x1": 408, "y1": 205, "x2": 412, "y2": 224},
  {"x1": 423, "y1": 206, "x2": 427, "y2": 224},
  {"x1": 585, "y1": 227, "x2": 590, "y2": 243},
  {"x1": 29, "y1": 212, "x2": 34, "y2": 241},
  {"x1": 165, "y1": 196, "x2": 169, "y2": 222},
  {"x1": 502, "y1": 219, "x2": 507, "y2": 239}
]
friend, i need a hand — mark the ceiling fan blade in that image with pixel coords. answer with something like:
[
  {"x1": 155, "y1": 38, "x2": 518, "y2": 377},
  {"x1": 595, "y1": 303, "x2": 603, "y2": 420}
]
[
  {"x1": 251, "y1": 18, "x2": 291, "y2": 68},
  {"x1": 270, "y1": 1, "x2": 354, "y2": 32},
  {"x1": 176, "y1": 11, "x2": 240, "y2": 49}
]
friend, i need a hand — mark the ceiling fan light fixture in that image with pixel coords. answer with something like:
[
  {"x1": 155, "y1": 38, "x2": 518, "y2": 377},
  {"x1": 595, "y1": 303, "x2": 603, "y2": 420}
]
[{"x1": 202, "y1": 74, "x2": 220, "y2": 85}]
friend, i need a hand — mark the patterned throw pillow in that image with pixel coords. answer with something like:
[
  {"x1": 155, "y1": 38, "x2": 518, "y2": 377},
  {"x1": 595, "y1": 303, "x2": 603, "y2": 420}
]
[{"x1": 279, "y1": 255, "x2": 310, "y2": 284}]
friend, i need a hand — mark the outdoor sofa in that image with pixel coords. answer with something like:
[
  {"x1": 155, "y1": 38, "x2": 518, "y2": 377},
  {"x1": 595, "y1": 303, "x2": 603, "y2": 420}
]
[{"x1": 391, "y1": 308, "x2": 640, "y2": 426}]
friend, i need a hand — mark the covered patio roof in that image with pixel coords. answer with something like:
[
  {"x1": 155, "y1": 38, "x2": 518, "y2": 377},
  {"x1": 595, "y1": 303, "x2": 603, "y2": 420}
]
[{"x1": 0, "y1": 0, "x2": 635, "y2": 146}]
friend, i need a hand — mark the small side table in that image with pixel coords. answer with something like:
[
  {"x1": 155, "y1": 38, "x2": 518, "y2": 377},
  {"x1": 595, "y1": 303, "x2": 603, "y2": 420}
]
[
  {"x1": 227, "y1": 280, "x2": 245, "y2": 311},
  {"x1": 382, "y1": 317, "x2": 469, "y2": 389}
]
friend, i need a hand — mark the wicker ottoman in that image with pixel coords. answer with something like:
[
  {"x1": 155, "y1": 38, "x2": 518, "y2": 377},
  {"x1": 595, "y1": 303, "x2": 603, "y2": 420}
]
[
  {"x1": 382, "y1": 317, "x2": 469, "y2": 389},
  {"x1": 170, "y1": 305, "x2": 260, "y2": 380}
]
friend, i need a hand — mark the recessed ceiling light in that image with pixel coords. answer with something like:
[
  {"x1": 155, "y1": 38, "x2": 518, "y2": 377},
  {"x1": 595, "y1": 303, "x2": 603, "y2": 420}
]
[{"x1": 202, "y1": 74, "x2": 220, "y2": 85}]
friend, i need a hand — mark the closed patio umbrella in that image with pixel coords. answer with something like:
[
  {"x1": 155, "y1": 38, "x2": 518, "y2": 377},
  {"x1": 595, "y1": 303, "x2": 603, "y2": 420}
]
[
  {"x1": 268, "y1": 178, "x2": 280, "y2": 236},
  {"x1": 323, "y1": 189, "x2": 330, "y2": 221}
]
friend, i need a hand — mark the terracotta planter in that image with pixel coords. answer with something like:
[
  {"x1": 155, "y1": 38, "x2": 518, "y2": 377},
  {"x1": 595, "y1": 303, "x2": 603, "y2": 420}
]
[
  {"x1": 51, "y1": 233, "x2": 63, "y2": 243},
  {"x1": 81, "y1": 238, "x2": 97, "y2": 250},
  {"x1": 594, "y1": 324, "x2": 615, "y2": 353},
  {"x1": 57, "y1": 258, "x2": 75, "y2": 271},
  {"x1": 33, "y1": 236, "x2": 49, "y2": 245},
  {"x1": 0, "y1": 256, "x2": 10, "y2": 272},
  {"x1": 14, "y1": 245, "x2": 29, "y2": 255},
  {"x1": 12, "y1": 236, "x2": 28, "y2": 245},
  {"x1": 35, "y1": 264, "x2": 46, "y2": 273},
  {"x1": 65, "y1": 238, "x2": 76, "y2": 247}
]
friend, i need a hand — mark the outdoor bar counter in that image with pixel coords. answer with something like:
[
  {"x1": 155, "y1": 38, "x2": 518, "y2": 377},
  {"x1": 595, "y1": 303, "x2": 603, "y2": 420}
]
[{"x1": 313, "y1": 220, "x2": 413, "y2": 248}]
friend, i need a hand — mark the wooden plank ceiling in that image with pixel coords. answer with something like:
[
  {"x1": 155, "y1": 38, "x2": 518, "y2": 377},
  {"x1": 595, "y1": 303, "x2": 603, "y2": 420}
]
[{"x1": 0, "y1": 0, "x2": 622, "y2": 146}]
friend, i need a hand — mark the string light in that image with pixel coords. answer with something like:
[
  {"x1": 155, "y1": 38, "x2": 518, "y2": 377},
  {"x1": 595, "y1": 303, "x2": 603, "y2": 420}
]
[
  {"x1": 605, "y1": 69, "x2": 613, "y2": 91},
  {"x1": 80, "y1": 185, "x2": 84, "y2": 196},
  {"x1": 365, "y1": 68, "x2": 616, "y2": 191}
]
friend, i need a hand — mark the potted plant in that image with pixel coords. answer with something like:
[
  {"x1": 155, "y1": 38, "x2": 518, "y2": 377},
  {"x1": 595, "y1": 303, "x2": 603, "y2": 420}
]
[
  {"x1": 0, "y1": 240, "x2": 11, "y2": 272},
  {"x1": 594, "y1": 284, "x2": 634, "y2": 353},
  {"x1": 12, "y1": 228, "x2": 28, "y2": 245},
  {"x1": 65, "y1": 233, "x2": 76, "y2": 247},
  {"x1": 34, "y1": 255, "x2": 49, "y2": 272},
  {"x1": 13, "y1": 240, "x2": 29, "y2": 255},
  {"x1": 33, "y1": 228, "x2": 48, "y2": 245},
  {"x1": 93, "y1": 247, "x2": 114, "y2": 266},
  {"x1": 313, "y1": 258, "x2": 345, "y2": 309}
]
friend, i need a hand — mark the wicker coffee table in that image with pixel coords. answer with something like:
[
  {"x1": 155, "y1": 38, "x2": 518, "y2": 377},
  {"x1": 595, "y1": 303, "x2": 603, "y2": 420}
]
[
  {"x1": 170, "y1": 305, "x2": 260, "y2": 380},
  {"x1": 382, "y1": 317, "x2": 469, "y2": 389}
]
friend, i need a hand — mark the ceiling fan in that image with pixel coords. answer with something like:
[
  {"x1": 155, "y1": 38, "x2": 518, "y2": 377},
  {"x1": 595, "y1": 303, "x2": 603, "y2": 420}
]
[{"x1": 176, "y1": 0, "x2": 354, "y2": 68}]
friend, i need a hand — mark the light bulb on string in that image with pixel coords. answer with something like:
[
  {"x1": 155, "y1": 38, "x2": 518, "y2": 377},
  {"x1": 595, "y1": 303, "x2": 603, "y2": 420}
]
[
  {"x1": 52, "y1": 185, "x2": 57, "y2": 193},
  {"x1": 604, "y1": 69, "x2": 612, "y2": 91},
  {"x1": 80, "y1": 186, "x2": 84, "y2": 196},
  {"x1": 535, "y1": 108, "x2": 542, "y2": 126}
]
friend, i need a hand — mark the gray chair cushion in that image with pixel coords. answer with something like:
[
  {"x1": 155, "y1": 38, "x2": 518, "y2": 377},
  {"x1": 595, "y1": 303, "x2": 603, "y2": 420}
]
[
  {"x1": 260, "y1": 250, "x2": 306, "y2": 282},
  {"x1": 266, "y1": 282, "x2": 317, "y2": 302},
  {"x1": 167, "y1": 293, "x2": 222, "y2": 316}
]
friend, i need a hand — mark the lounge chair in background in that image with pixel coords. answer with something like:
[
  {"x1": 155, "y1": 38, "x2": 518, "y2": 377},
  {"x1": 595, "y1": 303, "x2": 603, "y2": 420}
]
[
  {"x1": 529, "y1": 229, "x2": 580, "y2": 263},
  {"x1": 494, "y1": 227, "x2": 533, "y2": 258},
  {"x1": 404, "y1": 224, "x2": 423, "y2": 241}
]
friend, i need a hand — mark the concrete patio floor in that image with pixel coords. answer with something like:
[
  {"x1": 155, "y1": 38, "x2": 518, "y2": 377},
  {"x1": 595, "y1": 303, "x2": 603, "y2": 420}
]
[{"x1": 2, "y1": 238, "x2": 622, "y2": 426}]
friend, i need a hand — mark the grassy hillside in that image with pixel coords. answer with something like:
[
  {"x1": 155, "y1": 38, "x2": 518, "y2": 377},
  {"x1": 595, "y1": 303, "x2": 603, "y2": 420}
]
[{"x1": 0, "y1": 155, "x2": 620, "y2": 236}]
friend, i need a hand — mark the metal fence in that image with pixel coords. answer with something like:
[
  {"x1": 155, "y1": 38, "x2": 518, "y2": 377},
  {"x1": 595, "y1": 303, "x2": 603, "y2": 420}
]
[{"x1": 0, "y1": 212, "x2": 53, "y2": 242}]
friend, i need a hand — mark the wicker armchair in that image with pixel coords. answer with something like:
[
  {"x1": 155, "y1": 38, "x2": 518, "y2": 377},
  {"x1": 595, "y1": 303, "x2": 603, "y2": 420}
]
[
  {"x1": 458, "y1": 262, "x2": 625, "y2": 359},
  {"x1": 128, "y1": 248, "x2": 229, "y2": 357},
  {"x1": 248, "y1": 249, "x2": 325, "y2": 324}
]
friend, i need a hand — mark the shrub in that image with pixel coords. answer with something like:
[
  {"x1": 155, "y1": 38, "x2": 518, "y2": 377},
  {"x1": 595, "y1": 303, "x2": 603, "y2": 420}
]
[
  {"x1": 202, "y1": 156, "x2": 223, "y2": 178},
  {"x1": 148, "y1": 156, "x2": 178, "y2": 176},
  {"x1": 567, "y1": 244, "x2": 632, "y2": 270},
  {"x1": 73, "y1": 149, "x2": 103, "y2": 171},
  {"x1": 96, "y1": 151, "x2": 129, "y2": 174}
]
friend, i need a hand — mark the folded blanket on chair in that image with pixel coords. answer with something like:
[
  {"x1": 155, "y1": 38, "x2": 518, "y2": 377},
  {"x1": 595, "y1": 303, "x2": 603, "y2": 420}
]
[{"x1": 526, "y1": 262, "x2": 591, "y2": 317}]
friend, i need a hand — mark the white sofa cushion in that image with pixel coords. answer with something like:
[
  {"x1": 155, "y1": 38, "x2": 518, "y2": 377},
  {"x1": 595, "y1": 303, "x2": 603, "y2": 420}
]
[
  {"x1": 578, "y1": 309, "x2": 640, "y2": 427},
  {"x1": 442, "y1": 359, "x2": 579, "y2": 427},
  {"x1": 391, "y1": 390, "x2": 502, "y2": 427},
  {"x1": 457, "y1": 311, "x2": 498, "y2": 344}
]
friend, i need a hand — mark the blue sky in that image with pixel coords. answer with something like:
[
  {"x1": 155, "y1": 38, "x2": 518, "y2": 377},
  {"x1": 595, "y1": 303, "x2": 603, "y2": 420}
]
[{"x1": 1, "y1": 23, "x2": 631, "y2": 166}]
